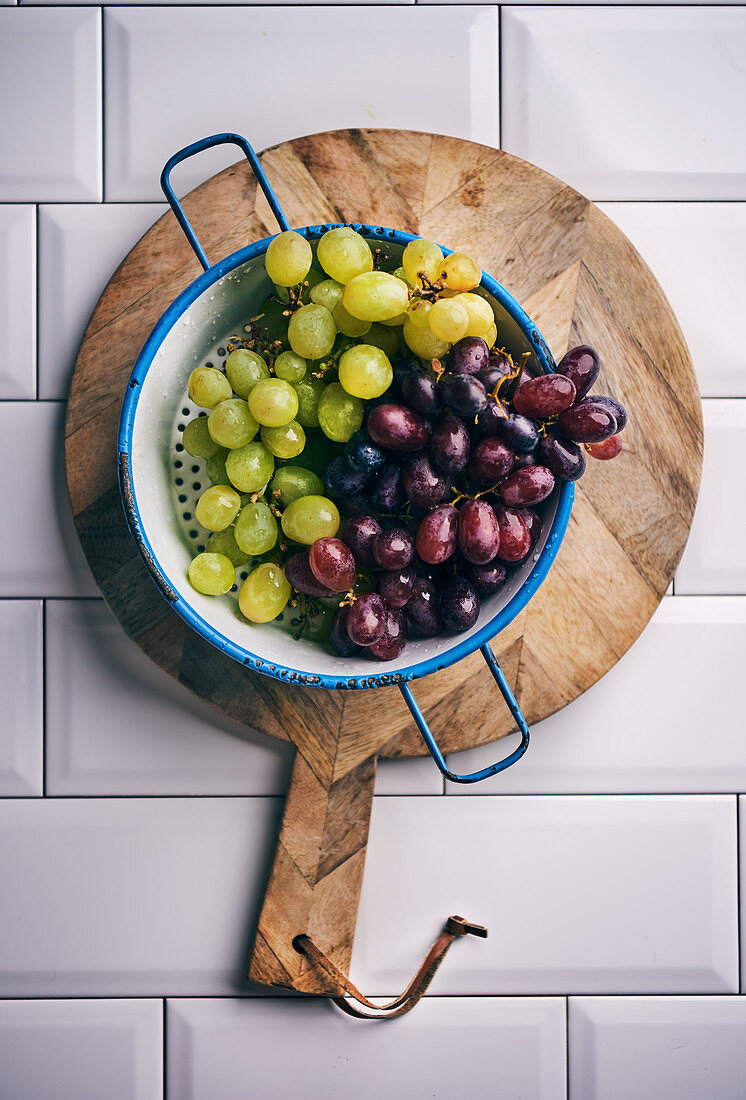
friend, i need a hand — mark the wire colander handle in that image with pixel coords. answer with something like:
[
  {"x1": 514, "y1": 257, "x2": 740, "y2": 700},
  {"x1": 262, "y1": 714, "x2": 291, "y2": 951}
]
[
  {"x1": 398, "y1": 643, "x2": 529, "y2": 784},
  {"x1": 160, "y1": 133, "x2": 291, "y2": 271}
]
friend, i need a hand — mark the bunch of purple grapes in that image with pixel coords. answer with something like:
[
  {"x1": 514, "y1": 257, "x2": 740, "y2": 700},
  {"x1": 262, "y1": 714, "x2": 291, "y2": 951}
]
[{"x1": 287, "y1": 337, "x2": 626, "y2": 661}]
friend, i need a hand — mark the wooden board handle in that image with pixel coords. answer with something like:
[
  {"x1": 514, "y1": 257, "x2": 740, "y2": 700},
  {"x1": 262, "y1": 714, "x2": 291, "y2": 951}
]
[{"x1": 249, "y1": 747, "x2": 377, "y2": 994}]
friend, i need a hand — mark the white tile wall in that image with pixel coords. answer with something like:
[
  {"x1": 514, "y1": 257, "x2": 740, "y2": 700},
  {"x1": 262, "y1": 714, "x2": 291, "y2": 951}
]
[
  {"x1": 0, "y1": 206, "x2": 35, "y2": 399},
  {"x1": 167, "y1": 996, "x2": 567, "y2": 1100},
  {"x1": 570, "y1": 997, "x2": 746, "y2": 1100},
  {"x1": 0, "y1": 999, "x2": 162, "y2": 1100},
  {"x1": 1, "y1": 1, "x2": 743, "y2": 1094}
]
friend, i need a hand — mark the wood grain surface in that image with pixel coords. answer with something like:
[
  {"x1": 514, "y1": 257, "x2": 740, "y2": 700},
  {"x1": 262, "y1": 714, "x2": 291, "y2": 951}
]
[{"x1": 65, "y1": 129, "x2": 702, "y2": 995}]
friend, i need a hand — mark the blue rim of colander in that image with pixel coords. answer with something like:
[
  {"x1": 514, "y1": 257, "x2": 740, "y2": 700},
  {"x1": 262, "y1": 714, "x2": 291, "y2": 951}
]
[{"x1": 118, "y1": 221, "x2": 573, "y2": 692}]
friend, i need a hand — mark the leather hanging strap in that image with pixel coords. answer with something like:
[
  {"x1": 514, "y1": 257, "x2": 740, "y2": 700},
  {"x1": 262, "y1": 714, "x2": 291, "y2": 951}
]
[{"x1": 293, "y1": 915, "x2": 488, "y2": 1020}]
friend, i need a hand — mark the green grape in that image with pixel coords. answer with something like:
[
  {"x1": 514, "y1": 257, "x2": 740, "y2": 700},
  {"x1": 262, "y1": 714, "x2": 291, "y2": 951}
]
[
  {"x1": 300, "y1": 601, "x2": 333, "y2": 642},
  {"x1": 305, "y1": 268, "x2": 326, "y2": 294},
  {"x1": 281, "y1": 495, "x2": 340, "y2": 544},
  {"x1": 269, "y1": 465, "x2": 323, "y2": 507},
  {"x1": 381, "y1": 310, "x2": 408, "y2": 328},
  {"x1": 392, "y1": 265, "x2": 413, "y2": 288},
  {"x1": 288, "y1": 303, "x2": 337, "y2": 360},
  {"x1": 364, "y1": 322, "x2": 401, "y2": 359},
  {"x1": 205, "y1": 448, "x2": 230, "y2": 486},
  {"x1": 225, "y1": 349, "x2": 270, "y2": 399},
  {"x1": 428, "y1": 297, "x2": 469, "y2": 343},
  {"x1": 341, "y1": 272, "x2": 409, "y2": 323},
  {"x1": 403, "y1": 315, "x2": 450, "y2": 360},
  {"x1": 182, "y1": 416, "x2": 221, "y2": 459},
  {"x1": 333, "y1": 300, "x2": 371, "y2": 338},
  {"x1": 247, "y1": 378, "x2": 299, "y2": 428},
  {"x1": 484, "y1": 321, "x2": 498, "y2": 349},
  {"x1": 292, "y1": 376, "x2": 325, "y2": 429},
  {"x1": 457, "y1": 292, "x2": 494, "y2": 337},
  {"x1": 289, "y1": 431, "x2": 339, "y2": 477},
  {"x1": 274, "y1": 350, "x2": 307, "y2": 383},
  {"x1": 441, "y1": 252, "x2": 481, "y2": 292},
  {"x1": 316, "y1": 227, "x2": 373, "y2": 284},
  {"x1": 194, "y1": 484, "x2": 242, "y2": 532},
  {"x1": 239, "y1": 563, "x2": 291, "y2": 623},
  {"x1": 402, "y1": 238, "x2": 445, "y2": 288},
  {"x1": 234, "y1": 501, "x2": 278, "y2": 556},
  {"x1": 407, "y1": 299, "x2": 432, "y2": 330},
  {"x1": 260, "y1": 419, "x2": 306, "y2": 459},
  {"x1": 310, "y1": 279, "x2": 344, "y2": 313},
  {"x1": 337, "y1": 345, "x2": 393, "y2": 400},
  {"x1": 207, "y1": 398, "x2": 258, "y2": 449},
  {"x1": 188, "y1": 366, "x2": 232, "y2": 409},
  {"x1": 317, "y1": 382, "x2": 363, "y2": 443},
  {"x1": 188, "y1": 552, "x2": 235, "y2": 596},
  {"x1": 206, "y1": 527, "x2": 248, "y2": 567},
  {"x1": 225, "y1": 441, "x2": 275, "y2": 492},
  {"x1": 264, "y1": 230, "x2": 313, "y2": 287}
]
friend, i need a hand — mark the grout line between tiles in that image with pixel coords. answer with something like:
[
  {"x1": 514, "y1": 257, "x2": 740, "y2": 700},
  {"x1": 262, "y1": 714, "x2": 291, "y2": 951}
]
[
  {"x1": 100, "y1": 6, "x2": 106, "y2": 204},
  {"x1": 565, "y1": 995, "x2": 570, "y2": 1100},
  {"x1": 497, "y1": 4, "x2": 502, "y2": 151},
  {"x1": 162, "y1": 998, "x2": 167, "y2": 1100}
]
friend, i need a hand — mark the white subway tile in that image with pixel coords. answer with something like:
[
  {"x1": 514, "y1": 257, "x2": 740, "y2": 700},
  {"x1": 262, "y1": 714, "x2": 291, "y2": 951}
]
[
  {"x1": 0, "y1": 206, "x2": 35, "y2": 399},
  {"x1": 168, "y1": 996, "x2": 567, "y2": 1100},
  {"x1": 351, "y1": 796, "x2": 737, "y2": 995},
  {"x1": 0, "y1": 999, "x2": 162, "y2": 1100},
  {"x1": 0, "y1": 797, "x2": 279, "y2": 996},
  {"x1": 570, "y1": 997, "x2": 746, "y2": 1100},
  {"x1": 445, "y1": 597, "x2": 746, "y2": 794},
  {"x1": 597, "y1": 203, "x2": 746, "y2": 398},
  {"x1": 38, "y1": 204, "x2": 166, "y2": 401},
  {"x1": 45, "y1": 599, "x2": 293, "y2": 796},
  {"x1": 0, "y1": 601, "x2": 42, "y2": 796},
  {"x1": 0, "y1": 403, "x2": 97, "y2": 596},
  {"x1": 502, "y1": 8, "x2": 746, "y2": 200},
  {"x1": 376, "y1": 756, "x2": 443, "y2": 795},
  {"x1": 675, "y1": 401, "x2": 746, "y2": 594},
  {"x1": 0, "y1": 9, "x2": 101, "y2": 201},
  {"x1": 104, "y1": 7, "x2": 499, "y2": 201}
]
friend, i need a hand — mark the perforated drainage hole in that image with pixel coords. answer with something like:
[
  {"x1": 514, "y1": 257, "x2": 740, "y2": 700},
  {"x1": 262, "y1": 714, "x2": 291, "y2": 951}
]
[
  {"x1": 182, "y1": 408, "x2": 190, "y2": 416},
  {"x1": 175, "y1": 444, "x2": 184, "y2": 453},
  {"x1": 175, "y1": 478, "x2": 183, "y2": 486},
  {"x1": 178, "y1": 495, "x2": 187, "y2": 503},
  {"x1": 192, "y1": 482, "x2": 201, "y2": 491},
  {"x1": 174, "y1": 460, "x2": 182, "y2": 469}
]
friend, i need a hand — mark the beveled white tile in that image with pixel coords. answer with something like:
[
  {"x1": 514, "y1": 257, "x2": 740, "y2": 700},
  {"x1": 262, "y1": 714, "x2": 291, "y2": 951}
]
[
  {"x1": 570, "y1": 997, "x2": 746, "y2": 1100},
  {"x1": 168, "y1": 996, "x2": 566, "y2": 1100},
  {"x1": 0, "y1": 999, "x2": 162, "y2": 1100},
  {"x1": 0, "y1": 9, "x2": 101, "y2": 201},
  {"x1": 45, "y1": 599, "x2": 293, "y2": 796},
  {"x1": 351, "y1": 796, "x2": 737, "y2": 996},
  {"x1": 0, "y1": 403, "x2": 97, "y2": 596},
  {"x1": 104, "y1": 7, "x2": 499, "y2": 201},
  {"x1": 0, "y1": 206, "x2": 35, "y2": 399},
  {"x1": 0, "y1": 601, "x2": 42, "y2": 796},
  {"x1": 598, "y1": 203, "x2": 746, "y2": 398},
  {"x1": 675, "y1": 401, "x2": 746, "y2": 594},
  {"x1": 446, "y1": 597, "x2": 746, "y2": 794},
  {"x1": 0, "y1": 797, "x2": 279, "y2": 996},
  {"x1": 38, "y1": 204, "x2": 166, "y2": 400},
  {"x1": 502, "y1": 8, "x2": 746, "y2": 200}
]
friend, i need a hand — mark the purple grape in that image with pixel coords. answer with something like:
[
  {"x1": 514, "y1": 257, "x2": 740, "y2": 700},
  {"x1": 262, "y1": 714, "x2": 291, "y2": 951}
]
[
  {"x1": 494, "y1": 505, "x2": 532, "y2": 563},
  {"x1": 406, "y1": 578, "x2": 444, "y2": 637},
  {"x1": 373, "y1": 528, "x2": 415, "y2": 570},
  {"x1": 368, "y1": 404, "x2": 432, "y2": 452},
  {"x1": 341, "y1": 514, "x2": 382, "y2": 569},
  {"x1": 519, "y1": 508, "x2": 542, "y2": 546},
  {"x1": 309, "y1": 538, "x2": 356, "y2": 593},
  {"x1": 379, "y1": 563, "x2": 416, "y2": 608},
  {"x1": 458, "y1": 499, "x2": 500, "y2": 565},
  {"x1": 369, "y1": 462, "x2": 404, "y2": 514},
  {"x1": 473, "y1": 399, "x2": 510, "y2": 440},
  {"x1": 415, "y1": 505, "x2": 459, "y2": 565},
  {"x1": 439, "y1": 577, "x2": 480, "y2": 632},
  {"x1": 513, "y1": 374, "x2": 576, "y2": 418},
  {"x1": 441, "y1": 373, "x2": 488, "y2": 417},
  {"x1": 462, "y1": 558, "x2": 507, "y2": 594},
  {"x1": 344, "y1": 431, "x2": 385, "y2": 473},
  {"x1": 402, "y1": 453, "x2": 447, "y2": 510},
  {"x1": 501, "y1": 465, "x2": 556, "y2": 508},
  {"x1": 488, "y1": 351, "x2": 523, "y2": 400},
  {"x1": 447, "y1": 336, "x2": 490, "y2": 376},
  {"x1": 430, "y1": 415, "x2": 470, "y2": 474},
  {"x1": 587, "y1": 434, "x2": 623, "y2": 460},
  {"x1": 329, "y1": 606, "x2": 363, "y2": 657},
  {"x1": 537, "y1": 433, "x2": 586, "y2": 482},
  {"x1": 512, "y1": 451, "x2": 538, "y2": 471},
  {"x1": 592, "y1": 395, "x2": 627, "y2": 433},
  {"x1": 401, "y1": 371, "x2": 443, "y2": 418},
  {"x1": 285, "y1": 552, "x2": 337, "y2": 598},
  {"x1": 468, "y1": 438, "x2": 515, "y2": 486},
  {"x1": 558, "y1": 399, "x2": 617, "y2": 444},
  {"x1": 496, "y1": 413, "x2": 539, "y2": 453},
  {"x1": 323, "y1": 456, "x2": 370, "y2": 498},
  {"x1": 369, "y1": 607, "x2": 407, "y2": 660},
  {"x1": 347, "y1": 593, "x2": 386, "y2": 646},
  {"x1": 555, "y1": 345, "x2": 599, "y2": 401}
]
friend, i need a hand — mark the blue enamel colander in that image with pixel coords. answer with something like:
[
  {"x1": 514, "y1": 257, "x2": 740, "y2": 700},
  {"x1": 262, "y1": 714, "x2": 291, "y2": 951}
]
[{"x1": 118, "y1": 133, "x2": 574, "y2": 784}]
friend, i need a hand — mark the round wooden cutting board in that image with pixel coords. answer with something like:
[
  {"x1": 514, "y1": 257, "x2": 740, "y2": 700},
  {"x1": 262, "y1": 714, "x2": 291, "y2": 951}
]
[{"x1": 65, "y1": 129, "x2": 702, "y2": 996}]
